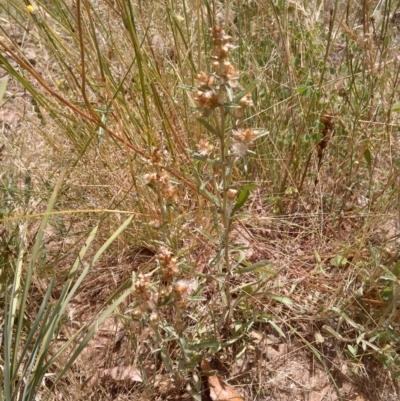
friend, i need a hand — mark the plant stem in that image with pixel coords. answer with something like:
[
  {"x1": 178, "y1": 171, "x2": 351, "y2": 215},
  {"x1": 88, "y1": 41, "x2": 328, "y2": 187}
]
[{"x1": 218, "y1": 94, "x2": 231, "y2": 317}]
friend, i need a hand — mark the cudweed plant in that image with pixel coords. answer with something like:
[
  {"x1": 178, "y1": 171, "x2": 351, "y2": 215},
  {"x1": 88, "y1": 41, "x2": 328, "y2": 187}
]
[
  {"x1": 190, "y1": 26, "x2": 260, "y2": 319},
  {"x1": 125, "y1": 26, "x2": 264, "y2": 393}
]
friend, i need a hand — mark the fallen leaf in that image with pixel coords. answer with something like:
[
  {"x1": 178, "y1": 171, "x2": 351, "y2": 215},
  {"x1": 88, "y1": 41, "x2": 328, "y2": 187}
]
[{"x1": 201, "y1": 360, "x2": 244, "y2": 401}]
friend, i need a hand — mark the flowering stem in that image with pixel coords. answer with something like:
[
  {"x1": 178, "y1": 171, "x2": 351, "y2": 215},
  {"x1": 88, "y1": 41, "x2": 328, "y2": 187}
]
[
  {"x1": 218, "y1": 88, "x2": 231, "y2": 317},
  {"x1": 192, "y1": 26, "x2": 257, "y2": 325}
]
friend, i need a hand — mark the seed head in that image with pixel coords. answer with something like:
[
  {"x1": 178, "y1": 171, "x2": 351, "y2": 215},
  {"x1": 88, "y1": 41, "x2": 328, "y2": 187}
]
[
  {"x1": 143, "y1": 173, "x2": 157, "y2": 185},
  {"x1": 210, "y1": 26, "x2": 232, "y2": 46},
  {"x1": 151, "y1": 147, "x2": 163, "y2": 166},
  {"x1": 157, "y1": 172, "x2": 170, "y2": 186},
  {"x1": 158, "y1": 246, "x2": 174, "y2": 265},
  {"x1": 227, "y1": 189, "x2": 239, "y2": 199},
  {"x1": 164, "y1": 184, "x2": 177, "y2": 201},
  {"x1": 231, "y1": 141, "x2": 249, "y2": 157},
  {"x1": 221, "y1": 61, "x2": 239, "y2": 87},
  {"x1": 149, "y1": 311, "x2": 160, "y2": 324},
  {"x1": 158, "y1": 247, "x2": 179, "y2": 280},
  {"x1": 135, "y1": 273, "x2": 151, "y2": 300},
  {"x1": 194, "y1": 89, "x2": 223, "y2": 110},
  {"x1": 238, "y1": 93, "x2": 253, "y2": 108},
  {"x1": 210, "y1": 26, "x2": 234, "y2": 61},
  {"x1": 197, "y1": 139, "x2": 214, "y2": 156},
  {"x1": 196, "y1": 71, "x2": 216, "y2": 88},
  {"x1": 233, "y1": 128, "x2": 258, "y2": 143},
  {"x1": 174, "y1": 279, "x2": 197, "y2": 300}
]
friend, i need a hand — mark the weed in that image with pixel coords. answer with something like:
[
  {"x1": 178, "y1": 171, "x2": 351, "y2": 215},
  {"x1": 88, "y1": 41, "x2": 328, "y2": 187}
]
[{"x1": 1, "y1": 1, "x2": 400, "y2": 400}]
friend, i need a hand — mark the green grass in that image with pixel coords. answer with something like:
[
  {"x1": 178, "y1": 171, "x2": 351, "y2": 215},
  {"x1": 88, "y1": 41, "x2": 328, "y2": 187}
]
[{"x1": 1, "y1": 0, "x2": 400, "y2": 400}]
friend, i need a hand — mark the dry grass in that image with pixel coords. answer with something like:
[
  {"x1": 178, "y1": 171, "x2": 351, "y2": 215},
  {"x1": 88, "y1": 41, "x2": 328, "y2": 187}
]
[{"x1": 1, "y1": 1, "x2": 400, "y2": 400}]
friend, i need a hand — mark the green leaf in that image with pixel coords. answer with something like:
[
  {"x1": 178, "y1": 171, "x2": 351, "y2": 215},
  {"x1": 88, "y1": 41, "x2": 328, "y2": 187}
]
[
  {"x1": 330, "y1": 255, "x2": 348, "y2": 267},
  {"x1": 231, "y1": 182, "x2": 258, "y2": 191},
  {"x1": 267, "y1": 293, "x2": 293, "y2": 305},
  {"x1": 196, "y1": 117, "x2": 221, "y2": 138},
  {"x1": 231, "y1": 187, "x2": 250, "y2": 216},
  {"x1": 347, "y1": 344, "x2": 357, "y2": 356},
  {"x1": 237, "y1": 259, "x2": 273, "y2": 274},
  {"x1": 381, "y1": 286, "x2": 393, "y2": 301},
  {"x1": 322, "y1": 325, "x2": 346, "y2": 342},
  {"x1": 296, "y1": 84, "x2": 313, "y2": 98},
  {"x1": 202, "y1": 188, "x2": 220, "y2": 206},
  {"x1": 190, "y1": 339, "x2": 221, "y2": 352},
  {"x1": 392, "y1": 103, "x2": 400, "y2": 112},
  {"x1": 331, "y1": 307, "x2": 364, "y2": 331},
  {"x1": 393, "y1": 262, "x2": 400, "y2": 278},
  {"x1": 266, "y1": 319, "x2": 286, "y2": 339},
  {"x1": 364, "y1": 147, "x2": 372, "y2": 172},
  {"x1": 391, "y1": 371, "x2": 400, "y2": 379},
  {"x1": 232, "y1": 79, "x2": 259, "y2": 104},
  {"x1": 191, "y1": 154, "x2": 224, "y2": 165},
  {"x1": 194, "y1": 227, "x2": 218, "y2": 244},
  {"x1": 178, "y1": 84, "x2": 197, "y2": 92}
]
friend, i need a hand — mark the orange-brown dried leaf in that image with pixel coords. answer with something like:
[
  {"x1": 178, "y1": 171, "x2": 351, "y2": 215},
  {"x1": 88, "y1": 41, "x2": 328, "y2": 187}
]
[{"x1": 201, "y1": 360, "x2": 244, "y2": 401}]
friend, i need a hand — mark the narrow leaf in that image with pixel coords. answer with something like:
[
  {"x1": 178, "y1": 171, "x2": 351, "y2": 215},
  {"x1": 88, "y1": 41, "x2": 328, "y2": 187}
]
[
  {"x1": 364, "y1": 147, "x2": 372, "y2": 172},
  {"x1": 392, "y1": 102, "x2": 400, "y2": 112},
  {"x1": 178, "y1": 84, "x2": 197, "y2": 92},
  {"x1": 232, "y1": 79, "x2": 259, "y2": 104},
  {"x1": 237, "y1": 260, "x2": 272, "y2": 274},
  {"x1": 196, "y1": 117, "x2": 221, "y2": 138},
  {"x1": 331, "y1": 307, "x2": 364, "y2": 331},
  {"x1": 267, "y1": 293, "x2": 293, "y2": 305},
  {"x1": 231, "y1": 188, "x2": 249, "y2": 216}
]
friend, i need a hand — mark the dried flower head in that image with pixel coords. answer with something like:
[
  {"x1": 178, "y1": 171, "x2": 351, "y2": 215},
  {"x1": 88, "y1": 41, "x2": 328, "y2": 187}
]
[
  {"x1": 151, "y1": 147, "x2": 162, "y2": 166},
  {"x1": 144, "y1": 170, "x2": 177, "y2": 200},
  {"x1": 238, "y1": 93, "x2": 253, "y2": 108},
  {"x1": 135, "y1": 273, "x2": 151, "y2": 299},
  {"x1": 158, "y1": 246, "x2": 174, "y2": 265},
  {"x1": 164, "y1": 184, "x2": 177, "y2": 201},
  {"x1": 174, "y1": 279, "x2": 195, "y2": 295},
  {"x1": 197, "y1": 139, "x2": 214, "y2": 156},
  {"x1": 149, "y1": 220, "x2": 162, "y2": 228},
  {"x1": 221, "y1": 61, "x2": 239, "y2": 87},
  {"x1": 143, "y1": 173, "x2": 157, "y2": 185},
  {"x1": 164, "y1": 258, "x2": 179, "y2": 280},
  {"x1": 158, "y1": 247, "x2": 179, "y2": 280},
  {"x1": 211, "y1": 26, "x2": 232, "y2": 47},
  {"x1": 157, "y1": 172, "x2": 170, "y2": 186},
  {"x1": 231, "y1": 141, "x2": 249, "y2": 157},
  {"x1": 227, "y1": 189, "x2": 239, "y2": 199},
  {"x1": 131, "y1": 306, "x2": 143, "y2": 318},
  {"x1": 233, "y1": 128, "x2": 258, "y2": 143},
  {"x1": 174, "y1": 280, "x2": 190, "y2": 297},
  {"x1": 196, "y1": 71, "x2": 216, "y2": 88},
  {"x1": 149, "y1": 311, "x2": 160, "y2": 324},
  {"x1": 210, "y1": 26, "x2": 234, "y2": 61},
  {"x1": 194, "y1": 89, "x2": 223, "y2": 110},
  {"x1": 231, "y1": 129, "x2": 258, "y2": 157}
]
